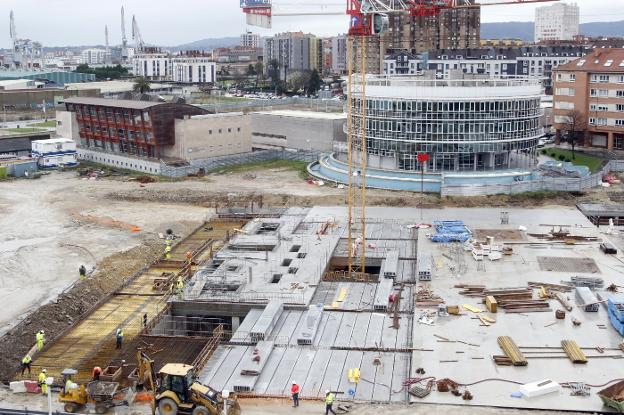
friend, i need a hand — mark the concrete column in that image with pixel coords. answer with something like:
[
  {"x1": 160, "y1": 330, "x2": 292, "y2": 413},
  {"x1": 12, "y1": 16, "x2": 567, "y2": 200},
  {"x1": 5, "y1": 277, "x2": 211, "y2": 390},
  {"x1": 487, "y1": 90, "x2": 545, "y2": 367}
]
[
  {"x1": 231, "y1": 316, "x2": 240, "y2": 332},
  {"x1": 608, "y1": 132, "x2": 614, "y2": 150}
]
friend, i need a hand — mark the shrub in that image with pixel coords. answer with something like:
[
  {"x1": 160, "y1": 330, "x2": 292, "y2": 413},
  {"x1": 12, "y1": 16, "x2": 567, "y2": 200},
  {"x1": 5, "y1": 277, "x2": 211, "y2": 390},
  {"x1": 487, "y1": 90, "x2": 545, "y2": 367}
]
[
  {"x1": 541, "y1": 149, "x2": 547, "y2": 155},
  {"x1": 558, "y1": 155, "x2": 566, "y2": 161},
  {"x1": 564, "y1": 158, "x2": 571, "y2": 162}
]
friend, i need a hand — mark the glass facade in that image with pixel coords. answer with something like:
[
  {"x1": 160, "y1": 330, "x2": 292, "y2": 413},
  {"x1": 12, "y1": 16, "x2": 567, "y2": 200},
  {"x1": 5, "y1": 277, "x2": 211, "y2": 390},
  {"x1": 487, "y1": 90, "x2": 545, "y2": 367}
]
[{"x1": 345, "y1": 76, "x2": 543, "y2": 172}]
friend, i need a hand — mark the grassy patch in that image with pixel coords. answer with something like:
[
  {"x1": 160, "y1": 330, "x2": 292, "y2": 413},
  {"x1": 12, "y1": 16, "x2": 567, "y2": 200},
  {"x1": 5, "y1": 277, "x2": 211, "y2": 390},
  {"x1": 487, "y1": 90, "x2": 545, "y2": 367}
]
[
  {"x1": 29, "y1": 120, "x2": 57, "y2": 128},
  {"x1": 545, "y1": 148, "x2": 604, "y2": 173},
  {"x1": 508, "y1": 190, "x2": 570, "y2": 202},
  {"x1": 2, "y1": 127, "x2": 46, "y2": 133},
  {"x1": 210, "y1": 159, "x2": 310, "y2": 180}
]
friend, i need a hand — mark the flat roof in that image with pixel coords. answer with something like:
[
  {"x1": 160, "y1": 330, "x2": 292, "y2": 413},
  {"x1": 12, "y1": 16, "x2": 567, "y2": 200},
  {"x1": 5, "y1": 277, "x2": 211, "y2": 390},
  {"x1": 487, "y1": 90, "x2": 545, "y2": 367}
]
[
  {"x1": 63, "y1": 96, "x2": 167, "y2": 110},
  {"x1": 32, "y1": 138, "x2": 74, "y2": 144},
  {"x1": 253, "y1": 110, "x2": 346, "y2": 120},
  {"x1": 66, "y1": 80, "x2": 175, "y2": 94}
]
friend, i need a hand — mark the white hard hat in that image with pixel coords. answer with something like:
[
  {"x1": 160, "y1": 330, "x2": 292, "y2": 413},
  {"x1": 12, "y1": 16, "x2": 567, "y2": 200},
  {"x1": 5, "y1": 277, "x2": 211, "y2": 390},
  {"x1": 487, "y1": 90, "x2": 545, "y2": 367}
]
[
  {"x1": 292, "y1": 381, "x2": 296, "y2": 384},
  {"x1": 42, "y1": 369, "x2": 47, "y2": 373},
  {"x1": 325, "y1": 390, "x2": 330, "y2": 394}
]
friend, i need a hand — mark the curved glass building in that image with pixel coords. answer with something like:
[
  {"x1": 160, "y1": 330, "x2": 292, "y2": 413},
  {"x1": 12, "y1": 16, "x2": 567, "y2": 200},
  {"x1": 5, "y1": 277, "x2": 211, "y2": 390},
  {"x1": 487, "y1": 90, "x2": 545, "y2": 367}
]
[{"x1": 339, "y1": 75, "x2": 543, "y2": 172}]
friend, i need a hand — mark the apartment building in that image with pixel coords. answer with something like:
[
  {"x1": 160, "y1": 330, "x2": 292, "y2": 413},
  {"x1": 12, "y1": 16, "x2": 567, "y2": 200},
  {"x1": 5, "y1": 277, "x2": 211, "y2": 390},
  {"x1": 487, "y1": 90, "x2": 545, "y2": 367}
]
[
  {"x1": 383, "y1": 51, "x2": 419, "y2": 75},
  {"x1": 240, "y1": 31, "x2": 261, "y2": 48},
  {"x1": 263, "y1": 32, "x2": 323, "y2": 76},
  {"x1": 331, "y1": 35, "x2": 348, "y2": 75},
  {"x1": 133, "y1": 49, "x2": 216, "y2": 83},
  {"x1": 535, "y1": 2, "x2": 579, "y2": 42},
  {"x1": 80, "y1": 48, "x2": 110, "y2": 65},
  {"x1": 400, "y1": 45, "x2": 589, "y2": 94},
  {"x1": 553, "y1": 49, "x2": 624, "y2": 150}
]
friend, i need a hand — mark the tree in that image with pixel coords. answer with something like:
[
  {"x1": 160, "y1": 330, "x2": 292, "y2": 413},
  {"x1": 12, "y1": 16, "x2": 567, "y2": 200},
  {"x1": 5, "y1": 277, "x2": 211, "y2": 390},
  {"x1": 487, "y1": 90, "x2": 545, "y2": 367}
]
[
  {"x1": 133, "y1": 77, "x2": 151, "y2": 93},
  {"x1": 306, "y1": 69, "x2": 322, "y2": 96},
  {"x1": 288, "y1": 71, "x2": 310, "y2": 93},
  {"x1": 562, "y1": 109, "x2": 586, "y2": 159},
  {"x1": 247, "y1": 64, "x2": 256, "y2": 76},
  {"x1": 75, "y1": 64, "x2": 91, "y2": 73},
  {"x1": 74, "y1": 64, "x2": 128, "y2": 81}
]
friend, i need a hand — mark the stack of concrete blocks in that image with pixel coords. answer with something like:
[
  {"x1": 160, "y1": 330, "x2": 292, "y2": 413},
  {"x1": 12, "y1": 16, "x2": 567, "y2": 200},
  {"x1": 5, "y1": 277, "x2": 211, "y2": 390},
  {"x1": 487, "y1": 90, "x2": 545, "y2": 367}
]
[
  {"x1": 418, "y1": 252, "x2": 432, "y2": 281},
  {"x1": 250, "y1": 300, "x2": 283, "y2": 342},
  {"x1": 297, "y1": 304, "x2": 324, "y2": 345}
]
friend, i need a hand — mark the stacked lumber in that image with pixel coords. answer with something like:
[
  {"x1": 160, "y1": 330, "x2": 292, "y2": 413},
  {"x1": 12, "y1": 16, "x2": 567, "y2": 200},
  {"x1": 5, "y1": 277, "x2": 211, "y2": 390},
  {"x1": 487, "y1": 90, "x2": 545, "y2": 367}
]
[
  {"x1": 528, "y1": 282, "x2": 573, "y2": 292},
  {"x1": 455, "y1": 284, "x2": 486, "y2": 297},
  {"x1": 498, "y1": 298, "x2": 551, "y2": 313},
  {"x1": 497, "y1": 336, "x2": 528, "y2": 366},
  {"x1": 415, "y1": 287, "x2": 444, "y2": 307},
  {"x1": 562, "y1": 340, "x2": 588, "y2": 364}
]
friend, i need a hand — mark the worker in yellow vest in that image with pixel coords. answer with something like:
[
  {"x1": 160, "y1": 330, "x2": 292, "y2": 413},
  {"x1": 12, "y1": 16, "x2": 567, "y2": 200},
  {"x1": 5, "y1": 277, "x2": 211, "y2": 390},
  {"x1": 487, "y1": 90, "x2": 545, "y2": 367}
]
[
  {"x1": 176, "y1": 276, "x2": 184, "y2": 299},
  {"x1": 35, "y1": 330, "x2": 45, "y2": 351},
  {"x1": 116, "y1": 328, "x2": 124, "y2": 349},
  {"x1": 38, "y1": 369, "x2": 48, "y2": 395},
  {"x1": 21, "y1": 355, "x2": 32, "y2": 376},
  {"x1": 165, "y1": 244, "x2": 172, "y2": 259},
  {"x1": 324, "y1": 390, "x2": 336, "y2": 415}
]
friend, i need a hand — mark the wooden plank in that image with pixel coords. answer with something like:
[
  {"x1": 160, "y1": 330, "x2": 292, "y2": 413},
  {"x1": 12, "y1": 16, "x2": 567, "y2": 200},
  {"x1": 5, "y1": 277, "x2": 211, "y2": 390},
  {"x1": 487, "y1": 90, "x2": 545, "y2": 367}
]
[
  {"x1": 561, "y1": 340, "x2": 588, "y2": 364},
  {"x1": 497, "y1": 336, "x2": 527, "y2": 366}
]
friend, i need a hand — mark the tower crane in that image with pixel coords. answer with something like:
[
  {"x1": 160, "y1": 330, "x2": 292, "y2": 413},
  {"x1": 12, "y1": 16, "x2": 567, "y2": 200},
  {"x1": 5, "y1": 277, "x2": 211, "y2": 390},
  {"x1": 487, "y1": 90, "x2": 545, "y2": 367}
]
[
  {"x1": 105, "y1": 25, "x2": 111, "y2": 65},
  {"x1": 9, "y1": 10, "x2": 16, "y2": 46},
  {"x1": 132, "y1": 15, "x2": 145, "y2": 54},
  {"x1": 241, "y1": 0, "x2": 559, "y2": 278},
  {"x1": 121, "y1": 7, "x2": 129, "y2": 62}
]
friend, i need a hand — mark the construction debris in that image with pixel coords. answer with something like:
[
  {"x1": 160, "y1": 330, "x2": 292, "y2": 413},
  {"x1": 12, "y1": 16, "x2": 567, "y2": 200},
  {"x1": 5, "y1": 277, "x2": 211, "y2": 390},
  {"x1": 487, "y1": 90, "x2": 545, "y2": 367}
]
[
  {"x1": 415, "y1": 286, "x2": 444, "y2": 307},
  {"x1": 563, "y1": 276, "x2": 605, "y2": 289}
]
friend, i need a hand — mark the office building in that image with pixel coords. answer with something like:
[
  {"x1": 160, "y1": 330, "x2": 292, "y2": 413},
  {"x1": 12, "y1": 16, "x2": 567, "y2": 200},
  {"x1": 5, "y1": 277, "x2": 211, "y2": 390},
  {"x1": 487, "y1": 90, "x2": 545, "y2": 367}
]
[
  {"x1": 133, "y1": 48, "x2": 171, "y2": 81},
  {"x1": 535, "y1": 2, "x2": 580, "y2": 42},
  {"x1": 62, "y1": 97, "x2": 252, "y2": 172},
  {"x1": 553, "y1": 48, "x2": 624, "y2": 150}
]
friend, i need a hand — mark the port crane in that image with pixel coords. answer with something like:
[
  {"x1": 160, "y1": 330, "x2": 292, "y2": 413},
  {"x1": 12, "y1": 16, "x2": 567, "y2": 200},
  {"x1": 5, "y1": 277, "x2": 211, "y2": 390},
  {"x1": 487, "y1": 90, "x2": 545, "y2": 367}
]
[{"x1": 241, "y1": 0, "x2": 559, "y2": 278}]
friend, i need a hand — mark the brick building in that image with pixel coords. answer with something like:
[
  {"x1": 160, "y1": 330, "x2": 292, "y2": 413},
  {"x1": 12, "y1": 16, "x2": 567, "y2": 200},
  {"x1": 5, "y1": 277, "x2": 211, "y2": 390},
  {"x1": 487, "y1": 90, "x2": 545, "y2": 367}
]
[{"x1": 553, "y1": 49, "x2": 624, "y2": 150}]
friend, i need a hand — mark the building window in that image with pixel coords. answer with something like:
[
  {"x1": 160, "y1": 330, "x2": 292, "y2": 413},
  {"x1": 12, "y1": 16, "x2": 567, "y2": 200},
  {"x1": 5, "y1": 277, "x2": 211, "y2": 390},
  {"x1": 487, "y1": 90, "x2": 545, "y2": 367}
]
[
  {"x1": 617, "y1": 90, "x2": 624, "y2": 98},
  {"x1": 616, "y1": 120, "x2": 624, "y2": 127},
  {"x1": 617, "y1": 104, "x2": 624, "y2": 112},
  {"x1": 590, "y1": 104, "x2": 609, "y2": 111},
  {"x1": 237, "y1": 127, "x2": 241, "y2": 132},
  {"x1": 218, "y1": 129, "x2": 222, "y2": 133},
  {"x1": 569, "y1": 74, "x2": 575, "y2": 82},
  {"x1": 591, "y1": 89, "x2": 608, "y2": 97},
  {"x1": 228, "y1": 128, "x2": 231, "y2": 133}
]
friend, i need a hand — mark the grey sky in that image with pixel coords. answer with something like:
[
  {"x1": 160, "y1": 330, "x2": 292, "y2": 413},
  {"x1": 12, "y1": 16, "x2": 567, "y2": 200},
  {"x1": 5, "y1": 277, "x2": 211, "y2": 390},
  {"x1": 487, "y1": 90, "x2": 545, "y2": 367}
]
[{"x1": 2, "y1": 0, "x2": 622, "y2": 48}]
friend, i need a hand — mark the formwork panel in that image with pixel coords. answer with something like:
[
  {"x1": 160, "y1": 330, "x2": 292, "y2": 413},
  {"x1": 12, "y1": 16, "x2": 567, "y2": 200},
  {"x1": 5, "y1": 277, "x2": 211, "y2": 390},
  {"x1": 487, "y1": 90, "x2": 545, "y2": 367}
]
[
  {"x1": 348, "y1": 313, "x2": 372, "y2": 348},
  {"x1": 303, "y1": 348, "x2": 332, "y2": 397},
  {"x1": 380, "y1": 317, "x2": 399, "y2": 349},
  {"x1": 365, "y1": 313, "x2": 385, "y2": 348},
  {"x1": 286, "y1": 348, "x2": 317, "y2": 394},
  {"x1": 333, "y1": 313, "x2": 358, "y2": 348},
  {"x1": 318, "y1": 350, "x2": 348, "y2": 395},
  {"x1": 390, "y1": 354, "x2": 409, "y2": 403},
  {"x1": 213, "y1": 346, "x2": 250, "y2": 392},
  {"x1": 265, "y1": 348, "x2": 301, "y2": 395},
  {"x1": 252, "y1": 346, "x2": 287, "y2": 394},
  {"x1": 317, "y1": 312, "x2": 344, "y2": 348},
  {"x1": 354, "y1": 351, "x2": 378, "y2": 401},
  {"x1": 371, "y1": 352, "x2": 395, "y2": 402},
  {"x1": 337, "y1": 351, "x2": 364, "y2": 395}
]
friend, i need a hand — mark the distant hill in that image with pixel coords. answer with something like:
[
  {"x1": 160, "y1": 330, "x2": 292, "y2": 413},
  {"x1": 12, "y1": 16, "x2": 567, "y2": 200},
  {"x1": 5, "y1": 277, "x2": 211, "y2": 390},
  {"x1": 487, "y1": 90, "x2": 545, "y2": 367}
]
[
  {"x1": 173, "y1": 37, "x2": 240, "y2": 51},
  {"x1": 481, "y1": 20, "x2": 624, "y2": 41}
]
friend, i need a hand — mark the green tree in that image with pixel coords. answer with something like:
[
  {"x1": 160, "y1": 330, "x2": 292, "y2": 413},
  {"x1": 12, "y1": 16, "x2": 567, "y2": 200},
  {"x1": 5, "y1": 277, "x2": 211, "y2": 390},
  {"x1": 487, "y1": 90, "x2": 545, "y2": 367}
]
[
  {"x1": 247, "y1": 64, "x2": 256, "y2": 76},
  {"x1": 268, "y1": 59, "x2": 281, "y2": 88},
  {"x1": 75, "y1": 64, "x2": 91, "y2": 73},
  {"x1": 306, "y1": 69, "x2": 322, "y2": 96},
  {"x1": 563, "y1": 109, "x2": 586, "y2": 160},
  {"x1": 133, "y1": 77, "x2": 151, "y2": 93}
]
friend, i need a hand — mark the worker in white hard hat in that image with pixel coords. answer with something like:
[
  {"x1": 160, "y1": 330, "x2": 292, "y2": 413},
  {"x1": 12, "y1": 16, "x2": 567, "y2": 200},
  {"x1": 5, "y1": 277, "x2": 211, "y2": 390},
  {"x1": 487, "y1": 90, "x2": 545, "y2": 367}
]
[
  {"x1": 290, "y1": 381, "x2": 300, "y2": 407},
  {"x1": 325, "y1": 390, "x2": 336, "y2": 415}
]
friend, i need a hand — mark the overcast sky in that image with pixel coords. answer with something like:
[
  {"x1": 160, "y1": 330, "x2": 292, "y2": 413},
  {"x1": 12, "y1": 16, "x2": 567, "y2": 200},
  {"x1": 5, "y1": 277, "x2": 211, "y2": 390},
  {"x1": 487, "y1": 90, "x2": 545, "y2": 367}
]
[{"x1": 1, "y1": 0, "x2": 622, "y2": 48}]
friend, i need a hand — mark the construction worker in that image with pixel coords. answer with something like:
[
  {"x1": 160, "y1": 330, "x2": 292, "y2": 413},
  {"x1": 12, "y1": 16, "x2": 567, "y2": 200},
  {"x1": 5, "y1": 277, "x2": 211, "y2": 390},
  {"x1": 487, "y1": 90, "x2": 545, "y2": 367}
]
[
  {"x1": 165, "y1": 244, "x2": 172, "y2": 259},
  {"x1": 92, "y1": 366, "x2": 102, "y2": 381},
  {"x1": 176, "y1": 276, "x2": 184, "y2": 299},
  {"x1": 291, "y1": 381, "x2": 300, "y2": 408},
  {"x1": 116, "y1": 328, "x2": 124, "y2": 349},
  {"x1": 79, "y1": 265, "x2": 87, "y2": 280},
  {"x1": 143, "y1": 313, "x2": 148, "y2": 329},
  {"x1": 35, "y1": 330, "x2": 45, "y2": 351},
  {"x1": 324, "y1": 390, "x2": 336, "y2": 415},
  {"x1": 38, "y1": 369, "x2": 48, "y2": 395},
  {"x1": 20, "y1": 355, "x2": 32, "y2": 376}
]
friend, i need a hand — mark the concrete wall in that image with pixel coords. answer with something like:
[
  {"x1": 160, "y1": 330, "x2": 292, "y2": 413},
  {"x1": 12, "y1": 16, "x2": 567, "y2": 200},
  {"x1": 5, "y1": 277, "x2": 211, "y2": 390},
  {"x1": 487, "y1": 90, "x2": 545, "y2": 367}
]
[
  {"x1": 250, "y1": 111, "x2": 346, "y2": 152},
  {"x1": 165, "y1": 113, "x2": 252, "y2": 160},
  {"x1": 55, "y1": 110, "x2": 80, "y2": 141},
  {"x1": 78, "y1": 148, "x2": 161, "y2": 174}
]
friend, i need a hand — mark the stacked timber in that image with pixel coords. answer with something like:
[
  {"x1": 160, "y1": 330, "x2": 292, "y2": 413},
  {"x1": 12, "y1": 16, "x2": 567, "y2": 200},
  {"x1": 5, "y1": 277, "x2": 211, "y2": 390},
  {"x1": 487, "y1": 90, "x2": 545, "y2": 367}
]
[
  {"x1": 561, "y1": 340, "x2": 588, "y2": 364},
  {"x1": 528, "y1": 282, "x2": 573, "y2": 292},
  {"x1": 415, "y1": 287, "x2": 444, "y2": 307},
  {"x1": 497, "y1": 336, "x2": 528, "y2": 366},
  {"x1": 498, "y1": 298, "x2": 551, "y2": 313}
]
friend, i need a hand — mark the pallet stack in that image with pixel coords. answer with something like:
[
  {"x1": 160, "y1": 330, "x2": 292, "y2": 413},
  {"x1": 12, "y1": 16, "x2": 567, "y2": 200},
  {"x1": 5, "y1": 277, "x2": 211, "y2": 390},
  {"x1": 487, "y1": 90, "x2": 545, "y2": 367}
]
[{"x1": 497, "y1": 336, "x2": 528, "y2": 366}]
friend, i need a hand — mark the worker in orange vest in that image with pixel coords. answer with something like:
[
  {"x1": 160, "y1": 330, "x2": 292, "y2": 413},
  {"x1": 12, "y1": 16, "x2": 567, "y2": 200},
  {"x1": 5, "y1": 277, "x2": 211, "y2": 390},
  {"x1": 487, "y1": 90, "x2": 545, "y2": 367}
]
[{"x1": 291, "y1": 381, "x2": 300, "y2": 407}]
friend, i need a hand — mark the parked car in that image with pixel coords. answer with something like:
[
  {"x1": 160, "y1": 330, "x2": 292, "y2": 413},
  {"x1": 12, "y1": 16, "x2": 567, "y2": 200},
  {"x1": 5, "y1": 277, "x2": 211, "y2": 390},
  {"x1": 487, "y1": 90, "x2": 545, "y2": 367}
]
[{"x1": 600, "y1": 242, "x2": 618, "y2": 255}]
